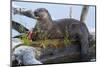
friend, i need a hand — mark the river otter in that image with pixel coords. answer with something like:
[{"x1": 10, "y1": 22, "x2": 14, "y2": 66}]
[
  {"x1": 33, "y1": 8, "x2": 90, "y2": 61},
  {"x1": 13, "y1": 8, "x2": 90, "y2": 61}
]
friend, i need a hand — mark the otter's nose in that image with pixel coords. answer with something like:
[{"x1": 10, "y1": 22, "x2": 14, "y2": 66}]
[{"x1": 34, "y1": 11, "x2": 38, "y2": 17}]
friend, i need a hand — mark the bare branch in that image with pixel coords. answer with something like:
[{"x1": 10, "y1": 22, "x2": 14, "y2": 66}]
[{"x1": 12, "y1": 7, "x2": 35, "y2": 19}]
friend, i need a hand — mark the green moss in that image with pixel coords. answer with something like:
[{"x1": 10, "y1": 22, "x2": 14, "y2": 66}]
[
  {"x1": 63, "y1": 31, "x2": 72, "y2": 45},
  {"x1": 19, "y1": 22, "x2": 73, "y2": 48},
  {"x1": 21, "y1": 34, "x2": 32, "y2": 45}
]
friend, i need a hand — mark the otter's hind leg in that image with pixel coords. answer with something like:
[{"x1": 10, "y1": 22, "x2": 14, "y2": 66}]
[
  {"x1": 69, "y1": 23, "x2": 90, "y2": 61},
  {"x1": 80, "y1": 34, "x2": 89, "y2": 61}
]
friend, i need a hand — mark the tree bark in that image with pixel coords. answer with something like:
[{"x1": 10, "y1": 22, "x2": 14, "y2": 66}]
[
  {"x1": 80, "y1": 5, "x2": 89, "y2": 23},
  {"x1": 12, "y1": 20, "x2": 29, "y2": 33}
]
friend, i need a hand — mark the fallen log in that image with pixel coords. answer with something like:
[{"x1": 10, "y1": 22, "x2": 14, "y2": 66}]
[{"x1": 38, "y1": 44, "x2": 81, "y2": 64}]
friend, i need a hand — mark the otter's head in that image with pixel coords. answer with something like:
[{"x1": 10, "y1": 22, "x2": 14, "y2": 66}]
[{"x1": 34, "y1": 8, "x2": 51, "y2": 20}]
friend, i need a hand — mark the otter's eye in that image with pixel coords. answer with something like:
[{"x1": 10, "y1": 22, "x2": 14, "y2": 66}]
[{"x1": 38, "y1": 10, "x2": 42, "y2": 12}]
